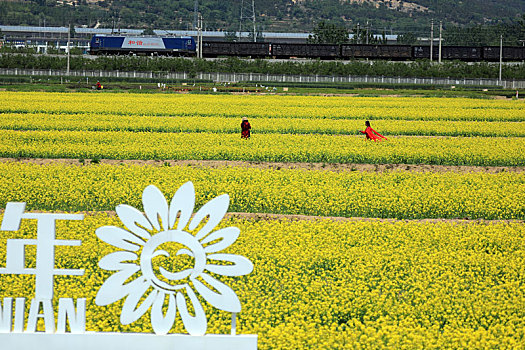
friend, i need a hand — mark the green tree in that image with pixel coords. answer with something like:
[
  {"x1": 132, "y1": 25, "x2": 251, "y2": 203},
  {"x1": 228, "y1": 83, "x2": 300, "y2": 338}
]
[
  {"x1": 397, "y1": 32, "x2": 418, "y2": 45},
  {"x1": 307, "y1": 21, "x2": 349, "y2": 44},
  {"x1": 349, "y1": 23, "x2": 382, "y2": 44},
  {"x1": 247, "y1": 27, "x2": 265, "y2": 43},
  {"x1": 69, "y1": 24, "x2": 76, "y2": 39},
  {"x1": 224, "y1": 31, "x2": 238, "y2": 42},
  {"x1": 142, "y1": 28, "x2": 156, "y2": 35}
]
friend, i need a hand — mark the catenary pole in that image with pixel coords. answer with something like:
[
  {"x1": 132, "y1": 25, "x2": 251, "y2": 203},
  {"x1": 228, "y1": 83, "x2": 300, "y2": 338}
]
[
  {"x1": 499, "y1": 34, "x2": 503, "y2": 82},
  {"x1": 194, "y1": 0, "x2": 198, "y2": 29},
  {"x1": 252, "y1": 0, "x2": 256, "y2": 42},
  {"x1": 197, "y1": 14, "x2": 203, "y2": 59},
  {"x1": 366, "y1": 21, "x2": 369, "y2": 44},
  {"x1": 67, "y1": 23, "x2": 70, "y2": 76},
  {"x1": 438, "y1": 21, "x2": 442, "y2": 63},
  {"x1": 430, "y1": 19, "x2": 434, "y2": 62},
  {"x1": 200, "y1": 14, "x2": 203, "y2": 58}
]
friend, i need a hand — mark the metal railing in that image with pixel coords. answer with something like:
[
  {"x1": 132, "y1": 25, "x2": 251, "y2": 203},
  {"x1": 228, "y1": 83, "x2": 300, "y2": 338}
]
[{"x1": 1, "y1": 68, "x2": 524, "y2": 89}]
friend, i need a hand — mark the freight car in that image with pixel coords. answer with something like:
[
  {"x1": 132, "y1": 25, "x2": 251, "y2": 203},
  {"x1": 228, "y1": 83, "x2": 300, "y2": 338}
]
[
  {"x1": 202, "y1": 41, "x2": 270, "y2": 57},
  {"x1": 442, "y1": 46, "x2": 483, "y2": 60},
  {"x1": 89, "y1": 35, "x2": 196, "y2": 56},
  {"x1": 483, "y1": 46, "x2": 525, "y2": 61},
  {"x1": 412, "y1": 45, "x2": 436, "y2": 60},
  {"x1": 341, "y1": 44, "x2": 412, "y2": 60},
  {"x1": 271, "y1": 43, "x2": 340, "y2": 59},
  {"x1": 412, "y1": 45, "x2": 483, "y2": 61}
]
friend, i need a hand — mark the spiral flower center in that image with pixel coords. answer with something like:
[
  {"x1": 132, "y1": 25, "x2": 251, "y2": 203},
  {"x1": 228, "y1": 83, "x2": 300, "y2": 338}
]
[{"x1": 140, "y1": 230, "x2": 206, "y2": 292}]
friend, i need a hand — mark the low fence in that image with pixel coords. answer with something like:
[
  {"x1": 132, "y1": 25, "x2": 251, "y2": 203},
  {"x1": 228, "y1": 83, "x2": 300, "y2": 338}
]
[{"x1": 1, "y1": 68, "x2": 524, "y2": 89}]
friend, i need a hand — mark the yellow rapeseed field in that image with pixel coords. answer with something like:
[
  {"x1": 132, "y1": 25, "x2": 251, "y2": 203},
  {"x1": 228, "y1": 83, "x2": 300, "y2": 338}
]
[
  {"x1": 1, "y1": 130, "x2": 524, "y2": 166},
  {"x1": 1, "y1": 91, "x2": 524, "y2": 121},
  {"x1": 0, "y1": 162, "x2": 523, "y2": 220},
  {"x1": 1, "y1": 112, "x2": 524, "y2": 137},
  {"x1": 1, "y1": 91, "x2": 524, "y2": 166},
  {"x1": 0, "y1": 214, "x2": 523, "y2": 349},
  {"x1": 0, "y1": 91, "x2": 524, "y2": 348}
]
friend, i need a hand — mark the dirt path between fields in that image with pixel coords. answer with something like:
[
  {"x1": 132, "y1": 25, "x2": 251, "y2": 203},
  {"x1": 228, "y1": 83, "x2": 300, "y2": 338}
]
[
  {"x1": 227, "y1": 212, "x2": 523, "y2": 224},
  {"x1": 1, "y1": 157, "x2": 523, "y2": 174},
  {"x1": 0, "y1": 209, "x2": 520, "y2": 224}
]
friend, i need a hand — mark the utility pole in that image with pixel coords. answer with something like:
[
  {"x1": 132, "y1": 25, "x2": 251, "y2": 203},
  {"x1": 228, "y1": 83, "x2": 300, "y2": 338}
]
[
  {"x1": 199, "y1": 14, "x2": 203, "y2": 58},
  {"x1": 66, "y1": 23, "x2": 70, "y2": 76},
  {"x1": 356, "y1": 23, "x2": 360, "y2": 44},
  {"x1": 238, "y1": 6, "x2": 243, "y2": 41},
  {"x1": 430, "y1": 19, "x2": 434, "y2": 62},
  {"x1": 438, "y1": 21, "x2": 442, "y2": 64},
  {"x1": 252, "y1": 0, "x2": 256, "y2": 43},
  {"x1": 197, "y1": 13, "x2": 203, "y2": 58},
  {"x1": 194, "y1": 0, "x2": 198, "y2": 29},
  {"x1": 366, "y1": 21, "x2": 369, "y2": 44},
  {"x1": 499, "y1": 34, "x2": 503, "y2": 82}
]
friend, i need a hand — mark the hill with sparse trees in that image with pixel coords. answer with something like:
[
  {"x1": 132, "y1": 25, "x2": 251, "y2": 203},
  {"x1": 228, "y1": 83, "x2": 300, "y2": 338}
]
[{"x1": 1, "y1": 0, "x2": 525, "y2": 39}]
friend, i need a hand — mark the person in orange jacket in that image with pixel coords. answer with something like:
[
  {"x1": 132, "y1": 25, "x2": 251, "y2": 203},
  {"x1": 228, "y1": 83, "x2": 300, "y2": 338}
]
[{"x1": 360, "y1": 120, "x2": 387, "y2": 141}]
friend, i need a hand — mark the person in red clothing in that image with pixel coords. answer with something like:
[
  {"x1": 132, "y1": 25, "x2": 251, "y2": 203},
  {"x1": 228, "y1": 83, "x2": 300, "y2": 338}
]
[
  {"x1": 241, "y1": 117, "x2": 251, "y2": 139},
  {"x1": 360, "y1": 120, "x2": 387, "y2": 141}
]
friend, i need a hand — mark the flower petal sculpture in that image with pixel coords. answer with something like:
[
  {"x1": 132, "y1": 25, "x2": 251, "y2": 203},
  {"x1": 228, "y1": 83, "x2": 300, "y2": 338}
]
[{"x1": 95, "y1": 182, "x2": 253, "y2": 335}]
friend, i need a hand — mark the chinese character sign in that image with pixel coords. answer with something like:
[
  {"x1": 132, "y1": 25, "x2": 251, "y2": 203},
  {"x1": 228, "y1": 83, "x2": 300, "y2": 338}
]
[
  {"x1": 122, "y1": 37, "x2": 165, "y2": 49},
  {"x1": 0, "y1": 203, "x2": 85, "y2": 333}
]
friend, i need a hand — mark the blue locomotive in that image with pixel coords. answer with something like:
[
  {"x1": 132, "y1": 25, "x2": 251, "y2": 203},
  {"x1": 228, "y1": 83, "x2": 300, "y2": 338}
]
[{"x1": 89, "y1": 35, "x2": 196, "y2": 56}]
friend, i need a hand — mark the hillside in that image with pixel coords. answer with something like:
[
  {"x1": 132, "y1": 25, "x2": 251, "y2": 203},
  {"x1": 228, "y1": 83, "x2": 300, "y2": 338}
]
[{"x1": 0, "y1": 0, "x2": 524, "y2": 35}]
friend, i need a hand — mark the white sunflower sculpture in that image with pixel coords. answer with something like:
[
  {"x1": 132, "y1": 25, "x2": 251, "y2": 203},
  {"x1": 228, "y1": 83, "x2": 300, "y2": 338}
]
[{"x1": 95, "y1": 182, "x2": 253, "y2": 336}]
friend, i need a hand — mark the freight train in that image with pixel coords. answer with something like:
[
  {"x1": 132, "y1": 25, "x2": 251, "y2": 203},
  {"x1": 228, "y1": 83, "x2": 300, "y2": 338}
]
[{"x1": 89, "y1": 35, "x2": 525, "y2": 61}]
